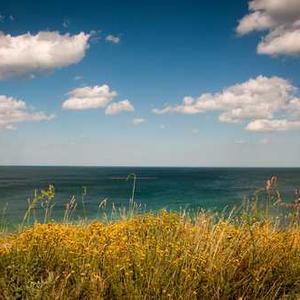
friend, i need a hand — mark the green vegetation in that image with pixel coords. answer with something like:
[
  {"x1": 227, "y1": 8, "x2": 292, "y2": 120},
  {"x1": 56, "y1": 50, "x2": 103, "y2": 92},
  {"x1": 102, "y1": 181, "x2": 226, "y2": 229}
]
[{"x1": 1, "y1": 177, "x2": 300, "y2": 299}]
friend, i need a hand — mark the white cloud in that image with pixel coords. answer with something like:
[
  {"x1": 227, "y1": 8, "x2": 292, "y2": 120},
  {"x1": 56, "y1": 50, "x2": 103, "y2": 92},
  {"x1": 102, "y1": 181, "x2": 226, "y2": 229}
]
[
  {"x1": 237, "y1": 0, "x2": 300, "y2": 56},
  {"x1": 105, "y1": 100, "x2": 134, "y2": 115},
  {"x1": 62, "y1": 84, "x2": 135, "y2": 116},
  {"x1": 62, "y1": 84, "x2": 117, "y2": 110},
  {"x1": 257, "y1": 27, "x2": 300, "y2": 56},
  {"x1": 132, "y1": 118, "x2": 146, "y2": 125},
  {"x1": 105, "y1": 34, "x2": 120, "y2": 44},
  {"x1": 246, "y1": 119, "x2": 300, "y2": 132},
  {"x1": 237, "y1": 11, "x2": 275, "y2": 34},
  {"x1": 0, "y1": 31, "x2": 90, "y2": 79},
  {"x1": 288, "y1": 98, "x2": 300, "y2": 116},
  {"x1": 153, "y1": 75, "x2": 300, "y2": 132},
  {"x1": 0, "y1": 95, "x2": 54, "y2": 130},
  {"x1": 153, "y1": 75, "x2": 293, "y2": 120}
]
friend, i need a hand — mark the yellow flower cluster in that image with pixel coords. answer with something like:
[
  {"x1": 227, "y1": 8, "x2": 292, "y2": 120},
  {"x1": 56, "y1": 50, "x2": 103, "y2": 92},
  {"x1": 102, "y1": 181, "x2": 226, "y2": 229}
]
[{"x1": 1, "y1": 211, "x2": 300, "y2": 299}]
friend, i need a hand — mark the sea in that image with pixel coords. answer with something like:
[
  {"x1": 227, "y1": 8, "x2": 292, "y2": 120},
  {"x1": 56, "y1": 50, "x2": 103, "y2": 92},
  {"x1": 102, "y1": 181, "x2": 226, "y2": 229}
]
[{"x1": 0, "y1": 166, "x2": 300, "y2": 224}]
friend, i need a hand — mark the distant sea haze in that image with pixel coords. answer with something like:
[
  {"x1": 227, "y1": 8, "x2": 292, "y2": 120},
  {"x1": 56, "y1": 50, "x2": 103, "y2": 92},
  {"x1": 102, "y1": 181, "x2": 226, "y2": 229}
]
[{"x1": 1, "y1": 166, "x2": 300, "y2": 223}]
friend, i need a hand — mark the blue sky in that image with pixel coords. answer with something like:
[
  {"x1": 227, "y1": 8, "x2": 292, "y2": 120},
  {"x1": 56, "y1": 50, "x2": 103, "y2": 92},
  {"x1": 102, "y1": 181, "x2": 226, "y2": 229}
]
[{"x1": 1, "y1": 0, "x2": 300, "y2": 166}]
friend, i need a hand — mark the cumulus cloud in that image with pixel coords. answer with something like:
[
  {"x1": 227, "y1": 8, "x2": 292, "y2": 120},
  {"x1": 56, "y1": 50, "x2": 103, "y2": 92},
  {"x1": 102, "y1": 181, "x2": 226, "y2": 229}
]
[
  {"x1": 237, "y1": 11, "x2": 275, "y2": 34},
  {"x1": 246, "y1": 119, "x2": 300, "y2": 132},
  {"x1": 132, "y1": 118, "x2": 146, "y2": 125},
  {"x1": 62, "y1": 84, "x2": 117, "y2": 110},
  {"x1": 105, "y1": 100, "x2": 134, "y2": 115},
  {"x1": 62, "y1": 84, "x2": 135, "y2": 116},
  {"x1": 0, "y1": 95, "x2": 54, "y2": 130},
  {"x1": 0, "y1": 31, "x2": 90, "y2": 79},
  {"x1": 237, "y1": 0, "x2": 300, "y2": 56},
  {"x1": 288, "y1": 98, "x2": 300, "y2": 117},
  {"x1": 153, "y1": 75, "x2": 300, "y2": 132},
  {"x1": 257, "y1": 27, "x2": 300, "y2": 56},
  {"x1": 105, "y1": 34, "x2": 120, "y2": 44}
]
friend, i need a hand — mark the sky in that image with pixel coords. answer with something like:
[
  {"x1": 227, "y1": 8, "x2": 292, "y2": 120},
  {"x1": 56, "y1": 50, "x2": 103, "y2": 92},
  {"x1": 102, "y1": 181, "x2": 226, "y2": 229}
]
[{"x1": 0, "y1": 0, "x2": 300, "y2": 167}]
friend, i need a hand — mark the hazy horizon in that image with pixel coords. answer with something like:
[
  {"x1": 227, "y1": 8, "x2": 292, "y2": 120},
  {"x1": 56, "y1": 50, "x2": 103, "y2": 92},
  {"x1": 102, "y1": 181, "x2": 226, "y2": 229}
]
[{"x1": 1, "y1": 165, "x2": 300, "y2": 169}]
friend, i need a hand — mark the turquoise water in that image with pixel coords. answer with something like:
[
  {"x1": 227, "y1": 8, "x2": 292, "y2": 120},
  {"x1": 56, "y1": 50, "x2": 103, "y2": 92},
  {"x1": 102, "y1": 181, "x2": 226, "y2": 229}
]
[{"x1": 1, "y1": 166, "x2": 300, "y2": 223}]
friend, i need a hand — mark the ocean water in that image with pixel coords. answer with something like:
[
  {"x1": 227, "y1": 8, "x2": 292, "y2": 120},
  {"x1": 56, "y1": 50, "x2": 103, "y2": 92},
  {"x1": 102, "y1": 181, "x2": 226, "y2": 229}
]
[{"x1": 1, "y1": 166, "x2": 300, "y2": 223}]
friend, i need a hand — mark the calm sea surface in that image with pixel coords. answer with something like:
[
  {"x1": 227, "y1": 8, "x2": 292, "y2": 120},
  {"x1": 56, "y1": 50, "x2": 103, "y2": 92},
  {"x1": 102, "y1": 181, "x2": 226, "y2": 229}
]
[{"x1": 1, "y1": 166, "x2": 300, "y2": 223}]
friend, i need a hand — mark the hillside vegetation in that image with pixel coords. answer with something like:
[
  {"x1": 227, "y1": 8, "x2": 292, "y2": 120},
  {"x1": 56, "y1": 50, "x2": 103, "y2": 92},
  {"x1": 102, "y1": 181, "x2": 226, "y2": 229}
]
[{"x1": 1, "y1": 177, "x2": 300, "y2": 299}]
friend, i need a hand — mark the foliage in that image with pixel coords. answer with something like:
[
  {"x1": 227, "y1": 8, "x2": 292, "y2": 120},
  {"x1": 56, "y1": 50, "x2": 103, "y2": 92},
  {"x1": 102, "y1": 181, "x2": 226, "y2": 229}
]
[{"x1": 1, "y1": 177, "x2": 300, "y2": 299}]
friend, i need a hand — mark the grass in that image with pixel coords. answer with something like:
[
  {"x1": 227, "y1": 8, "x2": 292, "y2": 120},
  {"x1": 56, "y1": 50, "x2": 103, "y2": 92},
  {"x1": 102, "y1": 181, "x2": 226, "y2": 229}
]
[{"x1": 1, "y1": 177, "x2": 300, "y2": 299}]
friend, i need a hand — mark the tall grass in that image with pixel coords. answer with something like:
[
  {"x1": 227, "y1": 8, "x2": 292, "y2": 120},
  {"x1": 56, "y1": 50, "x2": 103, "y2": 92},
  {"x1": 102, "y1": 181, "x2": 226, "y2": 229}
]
[{"x1": 1, "y1": 177, "x2": 300, "y2": 299}]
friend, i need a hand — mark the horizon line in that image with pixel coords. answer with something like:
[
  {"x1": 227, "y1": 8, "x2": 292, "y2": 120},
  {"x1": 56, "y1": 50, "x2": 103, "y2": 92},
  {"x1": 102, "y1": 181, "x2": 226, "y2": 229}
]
[{"x1": 1, "y1": 165, "x2": 300, "y2": 169}]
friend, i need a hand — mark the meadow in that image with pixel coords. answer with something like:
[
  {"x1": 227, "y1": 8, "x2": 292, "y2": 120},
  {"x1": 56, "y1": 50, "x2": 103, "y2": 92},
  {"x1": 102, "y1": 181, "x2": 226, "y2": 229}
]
[{"x1": 1, "y1": 176, "x2": 300, "y2": 299}]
